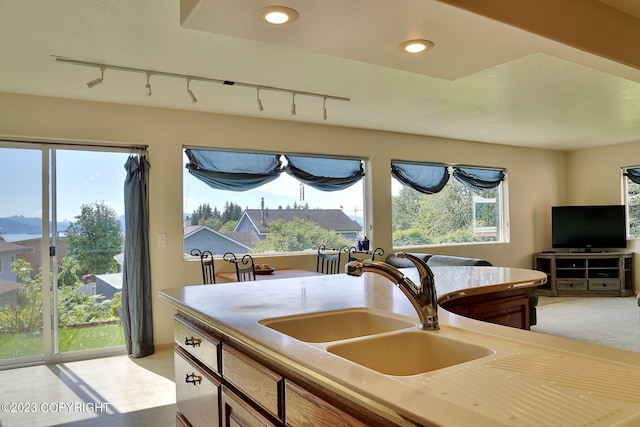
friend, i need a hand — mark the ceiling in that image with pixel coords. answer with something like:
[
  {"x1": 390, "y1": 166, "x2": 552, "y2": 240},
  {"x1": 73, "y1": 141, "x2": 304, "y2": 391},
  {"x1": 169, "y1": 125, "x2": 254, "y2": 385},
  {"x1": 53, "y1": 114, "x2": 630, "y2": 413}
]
[{"x1": 1, "y1": 0, "x2": 639, "y2": 151}]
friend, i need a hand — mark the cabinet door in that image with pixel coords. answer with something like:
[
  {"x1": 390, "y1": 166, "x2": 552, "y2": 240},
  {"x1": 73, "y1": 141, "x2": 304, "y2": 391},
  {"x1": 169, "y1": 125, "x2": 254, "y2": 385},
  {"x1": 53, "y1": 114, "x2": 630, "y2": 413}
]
[
  {"x1": 222, "y1": 345, "x2": 282, "y2": 420},
  {"x1": 221, "y1": 387, "x2": 277, "y2": 427},
  {"x1": 468, "y1": 295, "x2": 529, "y2": 329},
  {"x1": 175, "y1": 348, "x2": 221, "y2": 427},
  {"x1": 285, "y1": 380, "x2": 370, "y2": 427}
]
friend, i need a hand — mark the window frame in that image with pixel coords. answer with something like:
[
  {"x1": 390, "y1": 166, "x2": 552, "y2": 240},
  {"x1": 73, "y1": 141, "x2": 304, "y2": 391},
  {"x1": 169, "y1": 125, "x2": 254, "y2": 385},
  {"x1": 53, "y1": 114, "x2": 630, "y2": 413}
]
[
  {"x1": 390, "y1": 160, "x2": 508, "y2": 249},
  {"x1": 622, "y1": 166, "x2": 640, "y2": 240},
  {"x1": 182, "y1": 146, "x2": 367, "y2": 258}
]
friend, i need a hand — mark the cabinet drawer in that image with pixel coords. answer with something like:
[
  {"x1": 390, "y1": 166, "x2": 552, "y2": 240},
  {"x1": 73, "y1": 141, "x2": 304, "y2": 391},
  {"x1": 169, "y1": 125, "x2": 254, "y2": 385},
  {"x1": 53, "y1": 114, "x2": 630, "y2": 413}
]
[
  {"x1": 175, "y1": 315, "x2": 221, "y2": 374},
  {"x1": 285, "y1": 380, "x2": 369, "y2": 427},
  {"x1": 556, "y1": 280, "x2": 587, "y2": 291},
  {"x1": 221, "y1": 386, "x2": 277, "y2": 427},
  {"x1": 588, "y1": 279, "x2": 621, "y2": 291},
  {"x1": 175, "y1": 348, "x2": 221, "y2": 427},
  {"x1": 222, "y1": 345, "x2": 282, "y2": 420}
]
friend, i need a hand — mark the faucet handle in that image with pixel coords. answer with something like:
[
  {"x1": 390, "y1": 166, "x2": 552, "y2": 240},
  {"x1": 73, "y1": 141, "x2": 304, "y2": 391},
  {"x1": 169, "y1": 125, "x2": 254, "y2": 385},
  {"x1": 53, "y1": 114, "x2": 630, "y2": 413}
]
[{"x1": 397, "y1": 253, "x2": 433, "y2": 281}]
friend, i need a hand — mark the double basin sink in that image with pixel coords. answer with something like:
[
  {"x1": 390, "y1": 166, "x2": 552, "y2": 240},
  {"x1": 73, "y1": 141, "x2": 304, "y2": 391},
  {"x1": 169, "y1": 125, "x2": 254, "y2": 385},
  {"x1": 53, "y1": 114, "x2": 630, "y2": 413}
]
[{"x1": 259, "y1": 308, "x2": 494, "y2": 376}]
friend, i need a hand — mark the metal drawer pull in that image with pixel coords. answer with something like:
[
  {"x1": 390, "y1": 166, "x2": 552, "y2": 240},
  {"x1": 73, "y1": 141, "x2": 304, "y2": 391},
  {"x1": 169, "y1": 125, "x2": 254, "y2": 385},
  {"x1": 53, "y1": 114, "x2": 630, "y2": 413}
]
[
  {"x1": 185, "y1": 372, "x2": 202, "y2": 385},
  {"x1": 185, "y1": 336, "x2": 202, "y2": 347}
]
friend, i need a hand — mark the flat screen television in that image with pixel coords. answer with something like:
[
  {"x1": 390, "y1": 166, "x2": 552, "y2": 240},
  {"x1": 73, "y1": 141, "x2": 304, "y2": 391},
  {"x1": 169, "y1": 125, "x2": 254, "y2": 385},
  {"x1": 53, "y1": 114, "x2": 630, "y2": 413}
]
[{"x1": 551, "y1": 205, "x2": 627, "y2": 251}]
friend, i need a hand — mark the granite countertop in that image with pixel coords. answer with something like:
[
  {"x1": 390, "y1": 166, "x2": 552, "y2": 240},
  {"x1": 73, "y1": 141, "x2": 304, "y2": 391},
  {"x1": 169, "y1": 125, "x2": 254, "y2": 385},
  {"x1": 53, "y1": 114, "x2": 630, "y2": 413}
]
[{"x1": 160, "y1": 267, "x2": 640, "y2": 426}]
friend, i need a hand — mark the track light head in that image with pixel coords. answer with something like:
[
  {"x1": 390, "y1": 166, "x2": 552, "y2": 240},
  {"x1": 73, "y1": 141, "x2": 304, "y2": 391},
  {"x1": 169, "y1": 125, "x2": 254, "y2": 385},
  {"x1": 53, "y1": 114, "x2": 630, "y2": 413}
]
[
  {"x1": 291, "y1": 93, "x2": 296, "y2": 116},
  {"x1": 187, "y1": 79, "x2": 197, "y2": 103},
  {"x1": 256, "y1": 88, "x2": 264, "y2": 112},
  {"x1": 145, "y1": 72, "x2": 152, "y2": 96},
  {"x1": 87, "y1": 66, "x2": 104, "y2": 88}
]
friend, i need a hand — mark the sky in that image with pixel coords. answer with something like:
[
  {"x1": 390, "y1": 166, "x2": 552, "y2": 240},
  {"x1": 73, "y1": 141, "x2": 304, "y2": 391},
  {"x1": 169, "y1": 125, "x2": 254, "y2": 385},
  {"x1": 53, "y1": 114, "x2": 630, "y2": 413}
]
[
  {"x1": 182, "y1": 152, "x2": 366, "y2": 221},
  {"x1": 0, "y1": 147, "x2": 367, "y2": 225},
  {"x1": 0, "y1": 147, "x2": 129, "y2": 222}
]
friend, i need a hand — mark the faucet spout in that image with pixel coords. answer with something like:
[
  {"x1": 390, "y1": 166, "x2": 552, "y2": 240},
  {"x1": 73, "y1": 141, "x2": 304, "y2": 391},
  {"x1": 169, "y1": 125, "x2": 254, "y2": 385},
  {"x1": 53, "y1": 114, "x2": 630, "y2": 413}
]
[{"x1": 345, "y1": 253, "x2": 439, "y2": 330}]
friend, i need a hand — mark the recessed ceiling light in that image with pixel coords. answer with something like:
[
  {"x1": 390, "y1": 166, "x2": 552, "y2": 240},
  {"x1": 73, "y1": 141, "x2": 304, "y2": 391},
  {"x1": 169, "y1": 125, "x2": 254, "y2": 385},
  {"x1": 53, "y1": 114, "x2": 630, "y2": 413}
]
[
  {"x1": 399, "y1": 39, "x2": 435, "y2": 54},
  {"x1": 259, "y1": 6, "x2": 299, "y2": 25}
]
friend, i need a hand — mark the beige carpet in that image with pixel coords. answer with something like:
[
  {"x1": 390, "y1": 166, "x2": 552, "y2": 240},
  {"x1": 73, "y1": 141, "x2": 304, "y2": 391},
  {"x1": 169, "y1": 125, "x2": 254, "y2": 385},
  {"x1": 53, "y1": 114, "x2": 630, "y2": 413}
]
[{"x1": 531, "y1": 295, "x2": 640, "y2": 353}]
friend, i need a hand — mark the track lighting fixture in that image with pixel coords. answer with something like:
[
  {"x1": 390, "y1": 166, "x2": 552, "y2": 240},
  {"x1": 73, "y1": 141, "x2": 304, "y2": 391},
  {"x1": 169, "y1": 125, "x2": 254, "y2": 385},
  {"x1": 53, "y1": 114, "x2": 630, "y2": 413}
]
[
  {"x1": 256, "y1": 88, "x2": 264, "y2": 111},
  {"x1": 52, "y1": 55, "x2": 350, "y2": 118},
  {"x1": 322, "y1": 97, "x2": 328, "y2": 120},
  {"x1": 87, "y1": 66, "x2": 104, "y2": 88},
  {"x1": 187, "y1": 79, "x2": 197, "y2": 103},
  {"x1": 291, "y1": 93, "x2": 296, "y2": 116},
  {"x1": 145, "y1": 72, "x2": 152, "y2": 96}
]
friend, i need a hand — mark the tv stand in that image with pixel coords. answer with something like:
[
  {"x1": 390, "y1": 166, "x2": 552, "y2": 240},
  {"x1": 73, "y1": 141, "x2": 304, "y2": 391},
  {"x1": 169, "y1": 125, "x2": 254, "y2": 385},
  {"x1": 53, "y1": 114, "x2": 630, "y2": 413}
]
[{"x1": 534, "y1": 251, "x2": 634, "y2": 297}]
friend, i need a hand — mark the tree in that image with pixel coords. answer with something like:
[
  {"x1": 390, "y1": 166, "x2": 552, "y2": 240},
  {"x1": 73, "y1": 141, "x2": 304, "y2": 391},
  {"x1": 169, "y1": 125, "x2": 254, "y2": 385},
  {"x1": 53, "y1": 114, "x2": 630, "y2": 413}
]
[
  {"x1": 627, "y1": 180, "x2": 640, "y2": 238},
  {"x1": 392, "y1": 228, "x2": 432, "y2": 246},
  {"x1": 252, "y1": 218, "x2": 352, "y2": 252},
  {"x1": 191, "y1": 203, "x2": 215, "y2": 226},
  {"x1": 65, "y1": 202, "x2": 122, "y2": 276},
  {"x1": 391, "y1": 186, "x2": 422, "y2": 231},
  {"x1": 221, "y1": 202, "x2": 242, "y2": 223},
  {"x1": 0, "y1": 259, "x2": 42, "y2": 333},
  {"x1": 58, "y1": 256, "x2": 81, "y2": 287}
]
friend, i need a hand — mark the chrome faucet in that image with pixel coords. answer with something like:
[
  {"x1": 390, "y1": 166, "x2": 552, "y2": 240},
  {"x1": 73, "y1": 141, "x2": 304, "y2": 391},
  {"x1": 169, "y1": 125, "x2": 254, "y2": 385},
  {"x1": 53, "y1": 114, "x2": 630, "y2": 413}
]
[{"x1": 345, "y1": 252, "x2": 439, "y2": 330}]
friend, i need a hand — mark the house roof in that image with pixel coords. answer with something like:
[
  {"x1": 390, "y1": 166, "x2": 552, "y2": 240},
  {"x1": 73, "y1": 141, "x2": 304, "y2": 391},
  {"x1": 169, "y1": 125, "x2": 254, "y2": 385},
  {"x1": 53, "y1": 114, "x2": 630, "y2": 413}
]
[
  {"x1": 242, "y1": 209, "x2": 362, "y2": 234},
  {"x1": 184, "y1": 225, "x2": 257, "y2": 249},
  {"x1": 0, "y1": 279, "x2": 23, "y2": 295},
  {"x1": 0, "y1": 240, "x2": 27, "y2": 254},
  {"x1": 95, "y1": 273, "x2": 123, "y2": 290},
  {"x1": 221, "y1": 231, "x2": 260, "y2": 248}
]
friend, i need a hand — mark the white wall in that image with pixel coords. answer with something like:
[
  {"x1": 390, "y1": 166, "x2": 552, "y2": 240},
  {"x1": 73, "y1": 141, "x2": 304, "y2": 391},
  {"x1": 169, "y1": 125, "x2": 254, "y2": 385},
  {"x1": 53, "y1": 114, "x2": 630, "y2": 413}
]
[
  {"x1": 567, "y1": 142, "x2": 640, "y2": 292},
  {"x1": 0, "y1": 92, "x2": 566, "y2": 345}
]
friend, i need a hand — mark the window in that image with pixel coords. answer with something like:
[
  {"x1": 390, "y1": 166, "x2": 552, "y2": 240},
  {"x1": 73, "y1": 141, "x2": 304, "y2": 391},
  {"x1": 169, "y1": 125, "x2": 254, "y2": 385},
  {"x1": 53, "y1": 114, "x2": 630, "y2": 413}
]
[
  {"x1": 183, "y1": 149, "x2": 365, "y2": 256},
  {"x1": 623, "y1": 167, "x2": 640, "y2": 238},
  {"x1": 391, "y1": 161, "x2": 506, "y2": 247}
]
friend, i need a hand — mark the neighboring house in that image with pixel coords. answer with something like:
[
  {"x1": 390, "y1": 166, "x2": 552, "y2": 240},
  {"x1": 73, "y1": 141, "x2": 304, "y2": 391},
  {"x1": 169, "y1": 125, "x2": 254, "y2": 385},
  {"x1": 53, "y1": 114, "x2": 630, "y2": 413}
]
[
  {"x1": 0, "y1": 279, "x2": 22, "y2": 307},
  {"x1": 11, "y1": 236, "x2": 70, "y2": 276},
  {"x1": 0, "y1": 239, "x2": 26, "y2": 283},
  {"x1": 235, "y1": 207, "x2": 362, "y2": 241},
  {"x1": 94, "y1": 273, "x2": 122, "y2": 300},
  {"x1": 0, "y1": 239, "x2": 27, "y2": 307},
  {"x1": 184, "y1": 225, "x2": 257, "y2": 255}
]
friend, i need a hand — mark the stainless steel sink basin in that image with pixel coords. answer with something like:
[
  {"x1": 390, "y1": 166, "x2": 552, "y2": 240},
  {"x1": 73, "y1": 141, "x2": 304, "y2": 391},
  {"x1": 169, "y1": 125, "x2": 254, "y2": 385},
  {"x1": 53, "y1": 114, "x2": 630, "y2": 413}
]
[
  {"x1": 326, "y1": 330, "x2": 494, "y2": 376},
  {"x1": 259, "y1": 308, "x2": 415, "y2": 343}
]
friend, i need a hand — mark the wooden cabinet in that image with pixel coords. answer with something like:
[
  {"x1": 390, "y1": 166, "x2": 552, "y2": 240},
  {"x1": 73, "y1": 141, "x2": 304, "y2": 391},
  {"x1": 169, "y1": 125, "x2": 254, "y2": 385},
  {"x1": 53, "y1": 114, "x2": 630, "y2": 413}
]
[
  {"x1": 534, "y1": 252, "x2": 634, "y2": 297},
  {"x1": 174, "y1": 347, "x2": 221, "y2": 427},
  {"x1": 285, "y1": 380, "x2": 369, "y2": 427},
  {"x1": 172, "y1": 313, "x2": 388, "y2": 427},
  {"x1": 440, "y1": 288, "x2": 532, "y2": 329},
  {"x1": 174, "y1": 315, "x2": 221, "y2": 374},
  {"x1": 221, "y1": 387, "x2": 277, "y2": 427},
  {"x1": 221, "y1": 345, "x2": 283, "y2": 420}
]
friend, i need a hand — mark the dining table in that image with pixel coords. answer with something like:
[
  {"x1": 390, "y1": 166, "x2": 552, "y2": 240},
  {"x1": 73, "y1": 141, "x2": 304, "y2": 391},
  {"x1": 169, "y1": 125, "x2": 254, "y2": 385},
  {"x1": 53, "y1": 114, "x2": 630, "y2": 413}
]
[{"x1": 216, "y1": 268, "x2": 323, "y2": 282}]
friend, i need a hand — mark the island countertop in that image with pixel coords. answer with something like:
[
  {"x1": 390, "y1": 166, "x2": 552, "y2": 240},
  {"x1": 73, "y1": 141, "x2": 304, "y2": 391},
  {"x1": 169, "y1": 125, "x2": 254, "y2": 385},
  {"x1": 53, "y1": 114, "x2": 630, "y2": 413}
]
[{"x1": 160, "y1": 266, "x2": 640, "y2": 426}]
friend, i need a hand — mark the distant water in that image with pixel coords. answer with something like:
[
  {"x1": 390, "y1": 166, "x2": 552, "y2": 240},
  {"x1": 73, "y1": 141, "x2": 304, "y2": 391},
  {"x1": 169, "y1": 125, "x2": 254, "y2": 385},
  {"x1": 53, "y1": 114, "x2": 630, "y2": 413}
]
[{"x1": 2, "y1": 234, "x2": 43, "y2": 242}]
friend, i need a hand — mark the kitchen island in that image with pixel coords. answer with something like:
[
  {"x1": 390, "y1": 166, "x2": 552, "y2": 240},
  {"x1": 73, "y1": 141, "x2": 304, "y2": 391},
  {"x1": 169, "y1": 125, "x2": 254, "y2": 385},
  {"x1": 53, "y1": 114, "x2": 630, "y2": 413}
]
[{"x1": 160, "y1": 266, "x2": 640, "y2": 426}]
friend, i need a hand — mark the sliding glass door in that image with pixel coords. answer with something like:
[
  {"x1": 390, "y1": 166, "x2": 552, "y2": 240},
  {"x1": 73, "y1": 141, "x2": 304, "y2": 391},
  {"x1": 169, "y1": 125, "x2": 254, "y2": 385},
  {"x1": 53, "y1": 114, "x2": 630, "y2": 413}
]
[
  {"x1": 0, "y1": 142, "x2": 129, "y2": 367},
  {"x1": 0, "y1": 144, "x2": 45, "y2": 365}
]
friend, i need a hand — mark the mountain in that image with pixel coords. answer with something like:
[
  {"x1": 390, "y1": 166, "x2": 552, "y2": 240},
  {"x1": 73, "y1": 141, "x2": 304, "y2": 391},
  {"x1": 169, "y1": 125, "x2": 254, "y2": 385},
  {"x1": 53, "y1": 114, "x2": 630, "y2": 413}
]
[{"x1": 0, "y1": 216, "x2": 71, "y2": 235}]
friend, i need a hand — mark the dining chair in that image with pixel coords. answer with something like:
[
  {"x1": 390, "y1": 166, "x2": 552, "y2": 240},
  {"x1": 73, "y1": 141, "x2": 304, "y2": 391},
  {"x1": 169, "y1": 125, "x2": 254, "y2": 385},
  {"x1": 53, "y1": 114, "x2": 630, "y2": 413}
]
[
  {"x1": 316, "y1": 245, "x2": 343, "y2": 274},
  {"x1": 223, "y1": 252, "x2": 256, "y2": 282},
  {"x1": 347, "y1": 246, "x2": 385, "y2": 262},
  {"x1": 190, "y1": 249, "x2": 216, "y2": 284}
]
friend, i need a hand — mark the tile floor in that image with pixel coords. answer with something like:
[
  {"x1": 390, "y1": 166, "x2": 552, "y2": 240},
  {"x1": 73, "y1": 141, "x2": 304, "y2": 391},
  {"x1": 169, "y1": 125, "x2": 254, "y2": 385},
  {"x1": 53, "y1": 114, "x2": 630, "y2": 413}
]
[{"x1": 0, "y1": 348, "x2": 176, "y2": 427}]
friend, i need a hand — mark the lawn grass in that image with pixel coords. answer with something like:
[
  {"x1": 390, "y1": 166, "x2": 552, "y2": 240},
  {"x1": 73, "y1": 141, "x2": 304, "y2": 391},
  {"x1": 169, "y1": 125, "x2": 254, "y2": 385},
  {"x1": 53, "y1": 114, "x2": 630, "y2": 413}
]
[{"x1": 0, "y1": 324, "x2": 124, "y2": 359}]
